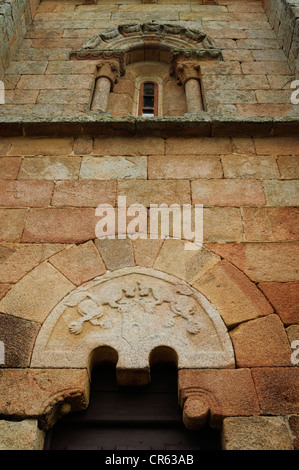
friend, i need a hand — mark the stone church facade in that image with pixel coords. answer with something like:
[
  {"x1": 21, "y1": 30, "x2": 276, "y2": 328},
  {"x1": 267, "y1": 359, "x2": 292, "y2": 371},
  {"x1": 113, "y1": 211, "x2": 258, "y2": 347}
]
[{"x1": 0, "y1": 0, "x2": 298, "y2": 450}]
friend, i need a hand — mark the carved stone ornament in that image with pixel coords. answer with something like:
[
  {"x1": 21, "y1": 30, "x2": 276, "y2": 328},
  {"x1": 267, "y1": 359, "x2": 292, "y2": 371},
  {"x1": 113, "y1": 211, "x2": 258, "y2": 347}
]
[
  {"x1": 170, "y1": 49, "x2": 221, "y2": 84},
  {"x1": 70, "y1": 22, "x2": 222, "y2": 68},
  {"x1": 96, "y1": 60, "x2": 121, "y2": 87},
  {"x1": 31, "y1": 268, "x2": 235, "y2": 371}
]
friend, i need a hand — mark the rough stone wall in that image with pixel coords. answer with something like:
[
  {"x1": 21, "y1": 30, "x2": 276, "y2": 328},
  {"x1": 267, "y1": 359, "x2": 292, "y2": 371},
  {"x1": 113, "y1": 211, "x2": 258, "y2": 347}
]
[
  {"x1": 0, "y1": 0, "x2": 41, "y2": 80},
  {"x1": 262, "y1": 0, "x2": 299, "y2": 77},
  {"x1": 0, "y1": 133, "x2": 298, "y2": 450},
  {"x1": 0, "y1": 0, "x2": 298, "y2": 451},
  {"x1": 0, "y1": 0, "x2": 298, "y2": 120}
]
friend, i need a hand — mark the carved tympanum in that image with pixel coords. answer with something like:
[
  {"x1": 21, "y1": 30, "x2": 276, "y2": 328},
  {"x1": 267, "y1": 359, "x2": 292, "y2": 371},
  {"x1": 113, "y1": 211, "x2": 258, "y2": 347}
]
[
  {"x1": 31, "y1": 268, "x2": 234, "y2": 371},
  {"x1": 68, "y1": 280, "x2": 202, "y2": 336}
]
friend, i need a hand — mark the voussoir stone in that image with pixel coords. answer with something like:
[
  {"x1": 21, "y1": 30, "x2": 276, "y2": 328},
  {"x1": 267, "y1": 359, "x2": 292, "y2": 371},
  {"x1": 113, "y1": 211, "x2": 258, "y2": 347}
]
[
  {"x1": 258, "y1": 282, "x2": 299, "y2": 326},
  {"x1": 49, "y1": 241, "x2": 106, "y2": 286},
  {"x1": 0, "y1": 261, "x2": 75, "y2": 323},
  {"x1": 230, "y1": 314, "x2": 293, "y2": 367},
  {"x1": 0, "y1": 243, "x2": 66, "y2": 283},
  {"x1": 153, "y1": 240, "x2": 221, "y2": 284},
  {"x1": 194, "y1": 260, "x2": 273, "y2": 328}
]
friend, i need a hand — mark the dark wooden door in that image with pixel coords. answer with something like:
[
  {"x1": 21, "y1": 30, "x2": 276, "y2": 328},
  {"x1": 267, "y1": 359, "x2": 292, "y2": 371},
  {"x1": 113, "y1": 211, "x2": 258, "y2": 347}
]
[{"x1": 44, "y1": 363, "x2": 220, "y2": 450}]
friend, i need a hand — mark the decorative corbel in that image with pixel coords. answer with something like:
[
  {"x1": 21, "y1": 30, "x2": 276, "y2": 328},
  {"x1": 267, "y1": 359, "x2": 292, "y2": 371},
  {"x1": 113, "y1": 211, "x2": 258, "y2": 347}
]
[{"x1": 180, "y1": 387, "x2": 223, "y2": 430}]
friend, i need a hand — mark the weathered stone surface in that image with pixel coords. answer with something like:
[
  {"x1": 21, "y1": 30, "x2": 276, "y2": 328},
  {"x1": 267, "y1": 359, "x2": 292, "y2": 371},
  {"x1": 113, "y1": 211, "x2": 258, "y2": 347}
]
[
  {"x1": 52, "y1": 180, "x2": 117, "y2": 207},
  {"x1": 242, "y1": 207, "x2": 299, "y2": 241},
  {"x1": 30, "y1": 268, "x2": 235, "y2": 371},
  {"x1": 95, "y1": 239, "x2": 135, "y2": 271},
  {"x1": 192, "y1": 179, "x2": 266, "y2": 206},
  {"x1": 94, "y1": 137, "x2": 164, "y2": 156},
  {"x1": 179, "y1": 369, "x2": 259, "y2": 429},
  {"x1": 277, "y1": 156, "x2": 299, "y2": 179},
  {"x1": 0, "y1": 139, "x2": 11, "y2": 155},
  {"x1": 194, "y1": 260, "x2": 273, "y2": 328},
  {"x1": 148, "y1": 155, "x2": 223, "y2": 179},
  {"x1": 8, "y1": 137, "x2": 74, "y2": 156},
  {"x1": 206, "y1": 243, "x2": 299, "y2": 282},
  {"x1": 0, "y1": 209, "x2": 27, "y2": 242},
  {"x1": 0, "y1": 420, "x2": 45, "y2": 450},
  {"x1": 165, "y1": 138, "x2": 232, "y2": 155},
  {"x1": 264, "y1": 180, "x2": 299, "y2": 206},
  {"x1": 222, "y1": 417, "x2": 293, "y2": 450},
  {"x1": 230, "y1": 314, "x2": 293, "y2": 367},
  {"x1": 0, "y1": 369, "x2": 89, "y2": 429},
  {"x1": 289, "y1": 416, "x2": 299, "y2": 450},
  {"x1": 0, "y1": 157, "x2": 21, "y2": 179},
  {"x1": 0, "y1": 244, "x2": 65, "y2": 283},
  {"x1": 80, "y1": 156, "x2": 147, "y2": 180},
  {"x1": 73, "y1": 136, "x2": 93, "y2": 155},
  {"x1": 154, "y1": 240, "x2": 221, "y2": 284},
  {"x1": 18, "y1": 156, "x2": 81, "y2": 180},
  {"x1": 254, "y1": 137, "x2": 299, "y2": 155},
  {"x1": 252, "y1": 367, "x2": 299, "y2": 415},
  {"x1": 204, "y1": 208, "x2": 244, "y2": 242},
  {"x1": 17, "y1": 74, "x2": 94, "y2": 90},
  {"x1": 22, "y1": 208, "x2": 98, "y2": 244},
  {"x1": 0, "y1": 180, "x2": 54, "y2": 207},
  {"x1": 221, "y1": 155, "x2": 280, "y2": 179},
  {"x1": 132, "y1": 239, "x2": 164, "y2": 268},
  {"x1": 118, "y1": 180, "x2": 191, "y2": 207},
  {"x1": 0, "y1": 261, "x2": 75, "y2": 323},
  {"x1": 286, "y1": 325, "x2": 299, "y2": 346},
  {"x1": 258, "y1": 282, "x2": 299, "y2": 326},
  {"x1": 0, "y1": 314, "x2": 40, "y2": 367},
  {"x1": 0, "y1": 284, "x2": 10, "y2": 300},
  {"x1": 49, "y1": 241, "x2": 106, "y2": 286}
]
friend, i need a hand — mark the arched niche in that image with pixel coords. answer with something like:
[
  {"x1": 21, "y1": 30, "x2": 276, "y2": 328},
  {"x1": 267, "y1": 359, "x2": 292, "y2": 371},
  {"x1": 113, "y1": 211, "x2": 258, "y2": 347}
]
[
  {"x1": 72, "y1": 23, "x2": 222, "y2": 114},
  {"x1": 31, "y1": 267, "x2": 235, "y2": 385}
]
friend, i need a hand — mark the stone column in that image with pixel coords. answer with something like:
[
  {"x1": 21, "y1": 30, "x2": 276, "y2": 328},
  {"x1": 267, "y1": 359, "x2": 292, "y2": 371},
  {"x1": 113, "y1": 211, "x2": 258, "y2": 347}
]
[
  {"x1": 176, "y1": 61, "x2": 204, "y2": 114},
  {"x1": 92, "y1": 60, "x2": 120, "y2": 112}
]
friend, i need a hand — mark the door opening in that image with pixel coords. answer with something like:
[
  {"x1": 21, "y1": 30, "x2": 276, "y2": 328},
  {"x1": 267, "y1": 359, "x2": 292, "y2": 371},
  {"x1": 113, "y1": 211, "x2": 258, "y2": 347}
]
[{"x1": 44, "y1": 363, "x2": 221, "y2": 450}]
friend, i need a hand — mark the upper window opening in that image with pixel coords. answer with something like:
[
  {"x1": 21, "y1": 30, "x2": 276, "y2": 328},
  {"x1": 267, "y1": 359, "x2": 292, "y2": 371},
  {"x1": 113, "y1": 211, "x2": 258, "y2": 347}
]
[{"x1": 139, "y1": 81, "x2": 158, "y2": 117}]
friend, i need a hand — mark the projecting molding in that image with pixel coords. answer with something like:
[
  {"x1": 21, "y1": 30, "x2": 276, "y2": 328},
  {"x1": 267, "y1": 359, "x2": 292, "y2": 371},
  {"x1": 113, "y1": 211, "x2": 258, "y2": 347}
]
[{"x1": 70, "y1": 21, "x2": 223, "y2": 67}]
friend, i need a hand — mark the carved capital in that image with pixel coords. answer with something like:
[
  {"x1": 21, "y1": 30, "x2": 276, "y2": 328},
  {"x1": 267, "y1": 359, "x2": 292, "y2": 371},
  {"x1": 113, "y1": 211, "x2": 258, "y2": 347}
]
[
  {"x1": 96, "y1": 59, "x2": 121, "y2": 89},
  {"x1": 176, "y1": 61, "x2": 201, "y2": 87}
]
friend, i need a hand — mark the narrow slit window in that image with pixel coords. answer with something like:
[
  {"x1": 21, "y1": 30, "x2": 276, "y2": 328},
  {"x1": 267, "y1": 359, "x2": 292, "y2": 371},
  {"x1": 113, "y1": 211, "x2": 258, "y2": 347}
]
[{"x1": 139, "y1": 81, "x2": 158, "y2": 117}]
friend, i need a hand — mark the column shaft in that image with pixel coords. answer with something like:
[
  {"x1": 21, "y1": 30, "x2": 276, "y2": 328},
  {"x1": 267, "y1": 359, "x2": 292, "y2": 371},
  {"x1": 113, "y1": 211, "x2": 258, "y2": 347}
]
[
  {"x1": 185, "y1": 78, "x2": 204, "y2": 114},
  {"x1": 91, "y1": 76, "x2": 111, "y2": 112}
]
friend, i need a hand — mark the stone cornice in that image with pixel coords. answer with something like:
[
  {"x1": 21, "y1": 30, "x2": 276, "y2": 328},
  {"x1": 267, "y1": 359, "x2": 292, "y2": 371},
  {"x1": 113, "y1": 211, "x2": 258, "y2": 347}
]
[{"x1": 0, "y1": 115, "x2": 298, "y2": 138}]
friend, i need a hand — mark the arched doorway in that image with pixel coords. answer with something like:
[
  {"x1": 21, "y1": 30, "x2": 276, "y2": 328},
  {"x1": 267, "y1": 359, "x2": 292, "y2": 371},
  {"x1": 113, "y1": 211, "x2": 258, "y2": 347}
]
[{"x1": 44, "y1": 362, "x2": 221, "y2": 450}]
